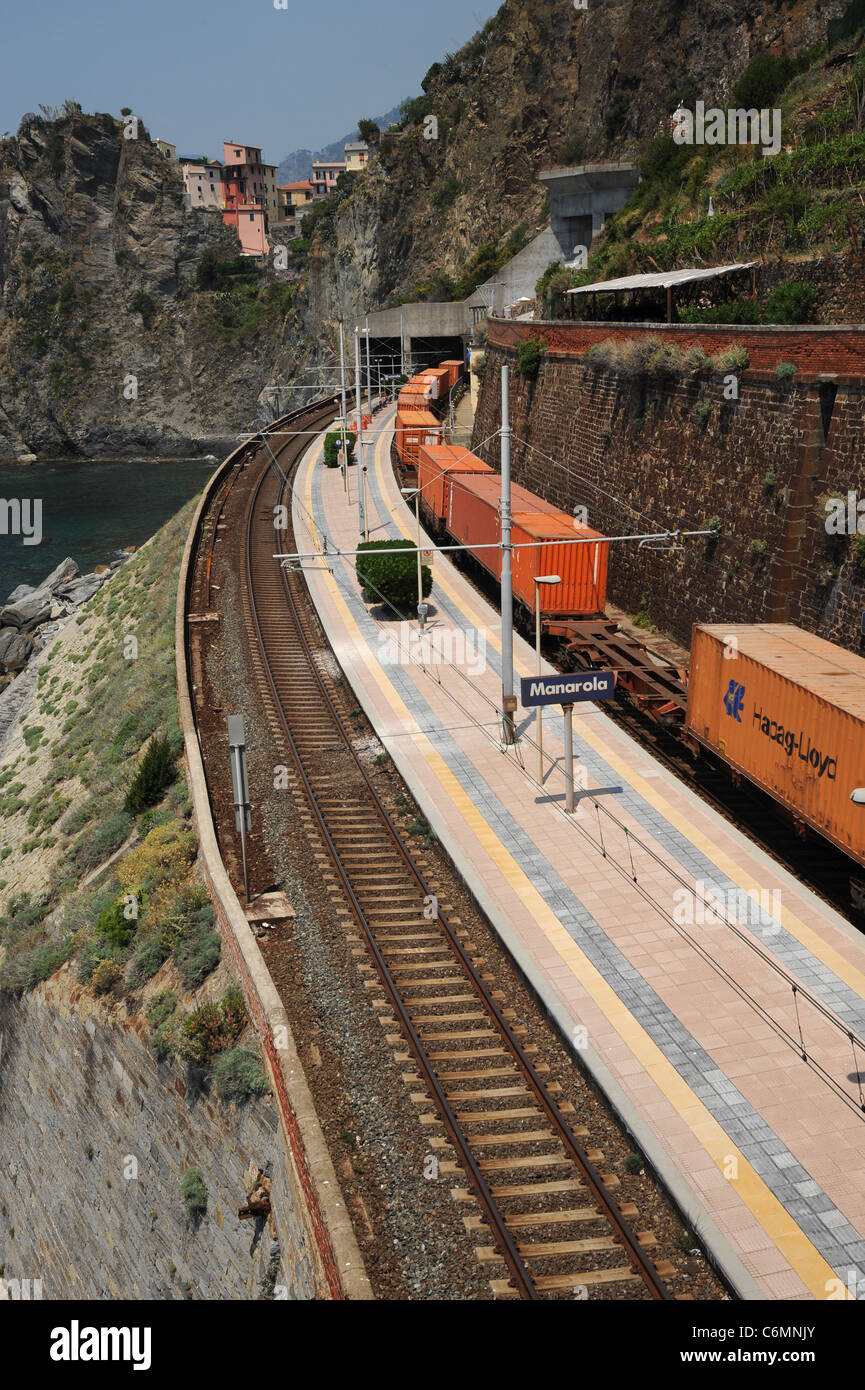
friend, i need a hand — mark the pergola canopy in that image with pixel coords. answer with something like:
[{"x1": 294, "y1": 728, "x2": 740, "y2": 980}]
[{"x1": 566, "y1": 263, "x2": 758, "y2": 296}]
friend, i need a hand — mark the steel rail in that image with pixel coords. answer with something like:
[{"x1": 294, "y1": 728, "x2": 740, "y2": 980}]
[{"x1": 237, "y1": 412, "x2": 671, "y2": 1301}]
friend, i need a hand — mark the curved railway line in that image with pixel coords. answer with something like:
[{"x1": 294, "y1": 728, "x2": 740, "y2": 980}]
[{"x1": 186, "y1": 400, "x2": 677, "y2": 1302}]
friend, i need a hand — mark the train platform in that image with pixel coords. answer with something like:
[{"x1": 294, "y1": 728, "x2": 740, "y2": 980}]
[{"x1": 291, "y1": 406, "x2": 865, "y2": 1301}]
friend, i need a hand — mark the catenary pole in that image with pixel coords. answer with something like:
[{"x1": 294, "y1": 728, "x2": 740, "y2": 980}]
[
  {"x1": 354, "y1": 328, "x2": 366, "y2": 539},
  {"x1": 338, "y1": 321, "x2": 349, "y2": 496},
  {"x1": 500, "y1": 365, "x2": 516, "y2": 744}
]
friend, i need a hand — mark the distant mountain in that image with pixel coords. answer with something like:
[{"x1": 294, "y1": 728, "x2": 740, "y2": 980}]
[{"x1": 275, "y1": 101, "x2": 408, "y2": 185}]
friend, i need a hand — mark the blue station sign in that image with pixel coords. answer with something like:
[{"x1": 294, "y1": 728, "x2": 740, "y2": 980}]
[{"x1": 520, "y1": 670, "x2": 615, "y2": 708}]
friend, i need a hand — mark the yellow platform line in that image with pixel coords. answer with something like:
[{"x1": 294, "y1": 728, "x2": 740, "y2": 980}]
[
  {"x1": 370, "y1": 423, "x2": 865, "y2": 1011},
  {"x1": 299, "y1": 437, "x2": 845, "y2": 1300}
]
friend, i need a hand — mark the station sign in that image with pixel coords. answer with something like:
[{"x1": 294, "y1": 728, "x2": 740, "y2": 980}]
[{"x1": 520, "y1": 670, "x2": 615, "y2": 708}]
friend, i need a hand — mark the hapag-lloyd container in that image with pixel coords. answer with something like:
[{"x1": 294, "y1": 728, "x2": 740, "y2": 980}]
[
  {"x1": 447, "y1": 474, "x2": 608, "y2": 616},
  {"x1": 417, "y1": 444, "x2": 492, "y2": 522},
  {"x1": 686, "y1": 623, "x2": 865, "y2": 866}
]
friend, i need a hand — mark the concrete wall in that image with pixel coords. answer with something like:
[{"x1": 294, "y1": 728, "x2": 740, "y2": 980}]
[{"x1": 473, "y1": 331, "x2": 865, "y2": 655}]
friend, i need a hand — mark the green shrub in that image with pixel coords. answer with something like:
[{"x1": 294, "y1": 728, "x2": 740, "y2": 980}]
[
  {"x1": 173, "y1": 908, "x2": 221, "y2": 989},
  {"x1": 127, "y1": 935, "x2": 170, "y2": 987},
  {"x1": 323, "y1": 430, "x2": 355, "y2": 467},
  {"x1": 213, "y1": 1047, "x2": 269, "y2": 1104},
  {"x1": 712, "y1": 345, "x2": 750, "y2": 372},
  {"x1": 68, "y1": 810, "x2": 133, "y2": 873},
  {"x1": 356, "y1": 540, "x2": 432, "y2": 608},
  {"x1": 730, "y1": 51, "x2": 809, "y2": 111},
  {"x1": 775, "y1": 361, "x2": 798, "y2": 381},
  {"x1": 179, "y1": 988, "x2": 245, "y2": 1065},
  {"x1": 750, "y1": 537, "x2": 768, "y2": 556},
  {"x1": 624, "y1": 1151, "x2": 645, "y2": 1175},
  {"x1": 0, "y1": 937, "x2": 73, "y2": 993},
  {"x1": 96, "y1": 896, "x2": 138, "y2": 948},
  {"x1": 515, "y1": 336, "x2": 546, "y2": 381},
  {"x1": 91, "y1": 958, "x2": 123, "y2": 996},
  {"x1": 765, "y1": 282, "x2": 817, "y2": 325},
  {"x1": 181, "y1": 1167, "x2": 208, "y2": 1218},
  {"x1": 678, "y1": 299, "x2": 761, "y2": 325},
  {"x1": 147, "y1": 989, "x2": 177, "y2": 1032},
  {"x1": 129, "y1": 291, "x2": 156, "y2": 329},
  {"x1": 124, "y1": 735, "x2": 177, "y2": 816}
]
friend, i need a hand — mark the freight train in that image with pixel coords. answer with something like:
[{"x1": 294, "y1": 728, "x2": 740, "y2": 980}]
[
  {"x1": 414, "y1": 440, "x2": 609, "y2": 623},
  {"x1": 393, "y1": 359, "x2": 465, "y2": 468},
  {"x1": 395, "y1": 417, "x2": 865, "y2": 908}
]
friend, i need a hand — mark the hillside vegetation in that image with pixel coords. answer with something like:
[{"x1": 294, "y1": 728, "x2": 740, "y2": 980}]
[
  {"x1": 537, "y1": 36, "x2": 865, "y2": 322},
  {"x1": 0, "y1": 503, "x2": 266, "y2": 1096}
]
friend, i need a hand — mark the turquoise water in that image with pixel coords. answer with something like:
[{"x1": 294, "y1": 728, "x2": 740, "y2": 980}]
[{"x1": 0, "y1": 457, "x2": 218, "y2": 598}]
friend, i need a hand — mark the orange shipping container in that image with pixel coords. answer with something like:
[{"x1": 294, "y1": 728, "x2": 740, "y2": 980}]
[
  {"x1": 448, "y1": 473, "x2": 564, "y2": 535},
  {"x1": 686, "y1": 623, "x2": 865, "y2": 868},
  {"x1": 396, "y1": 410, "x2": 441, "y2": 468},
  {"x1": 425, "y1": 366, "x2": 450, "y2": 401},
  {"x1": 417, "y1": 444, "x2": 492, "y2": 523},
  {"x1": 411, "y1": 372, "x2": 444, "y2": 401},
  {"x1": 511, "y1": 512, "x2": 608, "y2": 617},
  {"x1": 440, "y1": 360, "x2": 464, "y2": 391},
  {"x1": 447, "y1": 474, "x2": 608, "y2": 616}
]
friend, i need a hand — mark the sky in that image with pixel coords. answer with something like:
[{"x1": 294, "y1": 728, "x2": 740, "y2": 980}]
[{"x1": 0, "y1": 0, "x2": 500, "y2": 163}]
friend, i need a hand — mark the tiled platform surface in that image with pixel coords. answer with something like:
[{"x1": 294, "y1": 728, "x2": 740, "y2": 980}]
[{"x1": 291, "y1": 407, "x2": 865, "y2": 1301}]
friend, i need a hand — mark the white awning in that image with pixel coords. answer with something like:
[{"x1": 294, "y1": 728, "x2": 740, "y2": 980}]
[{"x1": 567, "y1": 263, "x2": 758, "y2": 295}]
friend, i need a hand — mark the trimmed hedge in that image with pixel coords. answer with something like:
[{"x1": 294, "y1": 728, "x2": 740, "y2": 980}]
[{"x1": 356, "y1": 539, "x2": 433, "y2": 608}]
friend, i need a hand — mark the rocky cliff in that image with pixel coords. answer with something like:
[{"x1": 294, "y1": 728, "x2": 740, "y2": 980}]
[
  {"x1": 0, "y1": 110, "x2": 287, "y2": 459},
  {"x1": 0, "y1": 0, "x2": 858, "y2": 455}
]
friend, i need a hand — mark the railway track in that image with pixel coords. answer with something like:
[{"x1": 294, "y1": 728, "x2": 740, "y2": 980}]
[{"x1": 187, "y1": 402, "x2": 675, "y2": 1302}]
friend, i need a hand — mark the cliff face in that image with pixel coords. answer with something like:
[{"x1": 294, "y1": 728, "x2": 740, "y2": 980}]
[
  {"x1": 0, "y1": 112, "x2": 287, "y2": 458},
  {"x1": 312, "y1": 0, "x2": 852, "y2": 302}
]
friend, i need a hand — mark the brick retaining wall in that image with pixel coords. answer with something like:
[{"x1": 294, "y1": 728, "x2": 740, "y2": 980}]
[{"x1": 488, "y1": 317, "x2": 865, "y2": 376}]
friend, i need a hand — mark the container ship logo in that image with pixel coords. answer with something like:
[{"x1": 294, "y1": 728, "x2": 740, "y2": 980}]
[{"x1": 723, "y1": 679, "x2": 746, "y2": 722}]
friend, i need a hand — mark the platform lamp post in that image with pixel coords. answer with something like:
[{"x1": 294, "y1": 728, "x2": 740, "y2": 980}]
[
  {"x1": 533, "y1": 576, "x2": 561, "y2": 782},
  {"x1": 401, "y1": 486, "x2": 426, "y2": 628}
]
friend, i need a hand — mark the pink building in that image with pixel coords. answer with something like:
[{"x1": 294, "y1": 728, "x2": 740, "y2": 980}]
[
  {"x1": 311, "y1": 158, "x2": 345, "y2": 196},
  {"x1": 222, "y1": 141, "x2": 277, "y2": 256}
]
